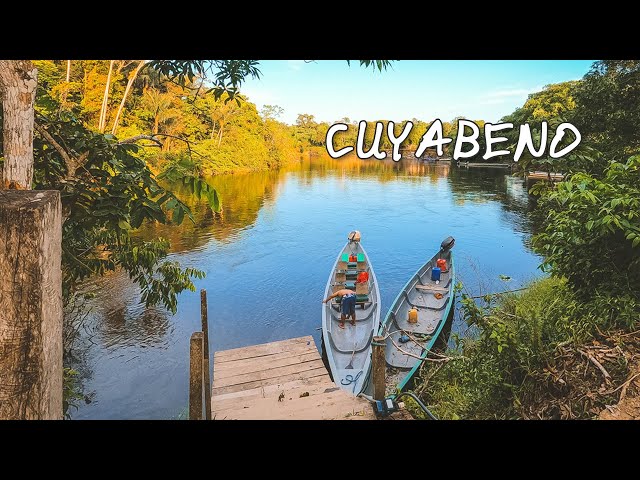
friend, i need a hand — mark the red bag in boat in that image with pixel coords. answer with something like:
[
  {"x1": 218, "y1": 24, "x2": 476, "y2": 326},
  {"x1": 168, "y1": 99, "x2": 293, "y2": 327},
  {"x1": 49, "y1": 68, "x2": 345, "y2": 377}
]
[{"x1": 357, "y1": 271, "x2": 369, "y2": 283}]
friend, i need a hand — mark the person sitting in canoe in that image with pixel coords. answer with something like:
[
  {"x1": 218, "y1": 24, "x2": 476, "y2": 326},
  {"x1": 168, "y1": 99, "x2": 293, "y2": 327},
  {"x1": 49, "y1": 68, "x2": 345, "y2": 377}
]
[{"x1": 322, "y1": 289, "x2": 356, "y2": 329}]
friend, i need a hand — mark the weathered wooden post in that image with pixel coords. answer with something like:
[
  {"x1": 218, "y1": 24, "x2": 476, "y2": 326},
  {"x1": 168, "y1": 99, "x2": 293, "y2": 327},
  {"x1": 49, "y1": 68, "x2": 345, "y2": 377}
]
[
  {"x1": 0, "y1": 191, "x2": 63, "y2": 419},
  {"x1": 189, "y1": 332, "x2": 204, "y2": 420},
  {"x1": 372, "y1": 336, "x2": 386, "y2": 401},
  {"x1": 200, "y1": 289, "x2": 212, "y2": 420}
]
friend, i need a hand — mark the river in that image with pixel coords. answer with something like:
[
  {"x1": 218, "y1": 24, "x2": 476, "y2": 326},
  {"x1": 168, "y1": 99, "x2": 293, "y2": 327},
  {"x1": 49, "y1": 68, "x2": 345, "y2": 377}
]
[{"x1": 70, "y1": 155, "x2": 543, "y2": 419}]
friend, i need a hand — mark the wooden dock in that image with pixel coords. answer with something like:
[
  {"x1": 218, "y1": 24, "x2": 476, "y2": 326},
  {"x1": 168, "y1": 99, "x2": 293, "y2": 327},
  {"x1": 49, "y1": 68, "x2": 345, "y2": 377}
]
[
  {"x1": 211, "y1": 336, "x2": 411, "y2": 420},
  {"x1": 525, "y1": 171, "x2": 564, "y2": 182},
  {"x1": 458, "y1": 161, "x2": 512, "y2": 168}
]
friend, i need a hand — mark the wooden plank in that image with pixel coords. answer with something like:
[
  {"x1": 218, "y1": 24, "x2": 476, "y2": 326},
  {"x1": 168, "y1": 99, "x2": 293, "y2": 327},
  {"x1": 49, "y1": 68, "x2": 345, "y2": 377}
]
[
  {"x1": 212, "y1": 380, "x2": 339, "y2": 412},
  {"x1": 214, "y1": 352, "x2": 320, "y2": 379},
  {"x1": 212, "y1": 366, "x2": 328, "y2": 396},
  {"x1": 415, "y1": 284, "x2": 449, "y2": 293},
  {"x1": 214, "y1": 343, "x2": 318, "y2": 366},
  {"x1": 213, "y1": 359, "x2": 326, "y2": 388},
  {"x1": 224, "y1": 397, "x2": 370, "y2": 420},
  {"x1": 216, "y1": 390, "x2": 373, "y2": 420},
  {"x1": 214, "y1": 348, "x2": 320, "y2": 373},
  {"x1": 213, "y1": 380, "x2": 338, "y2": 411},
  {"x1": 216, "y1": 391, "x2": 362, "y2": 419},
  {"x1": 214, "y1": 336, "x2": 313, "y2": 358},
  {"x1": 216, "y1": 390, "x2": 413, "y2": 420},
  {"x1": 214, "y1": 337, "x2": 315, "y2": 362},
  {"x1": 212, "y1": 374, "x2": 332, "y2": 404},
  {"x1": 217, "y1": 336, "x2": 313, "y2": 354}
]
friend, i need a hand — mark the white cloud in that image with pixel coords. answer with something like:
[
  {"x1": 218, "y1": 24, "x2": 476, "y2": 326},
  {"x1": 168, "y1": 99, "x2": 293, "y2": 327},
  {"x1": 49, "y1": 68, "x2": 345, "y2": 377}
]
[{"x1": 287, "y1": 60, "x2": 305, "y2": 71}]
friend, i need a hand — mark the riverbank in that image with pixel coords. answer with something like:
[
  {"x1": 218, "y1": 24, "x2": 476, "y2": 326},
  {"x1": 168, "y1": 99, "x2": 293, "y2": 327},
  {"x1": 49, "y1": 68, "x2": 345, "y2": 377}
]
[
  {"x1": 412, "y1": 276, "x2": 640, "y2": 419},
  {"x1": 144, "y1": 143, "x2": 315, "y2": 178}
]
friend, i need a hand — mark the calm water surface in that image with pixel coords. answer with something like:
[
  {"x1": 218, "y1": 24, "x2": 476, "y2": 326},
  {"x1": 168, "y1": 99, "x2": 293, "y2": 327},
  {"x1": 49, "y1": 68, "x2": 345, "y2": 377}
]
[{"x1": 71, "y1": 156, "x2": 543, "y2": 419}]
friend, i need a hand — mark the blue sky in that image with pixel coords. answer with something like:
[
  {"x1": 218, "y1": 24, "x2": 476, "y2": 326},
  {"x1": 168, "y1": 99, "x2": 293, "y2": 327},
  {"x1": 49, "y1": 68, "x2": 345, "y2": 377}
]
[{"x1": 241, "y1": 60, "x2": 595, "y2": 125}]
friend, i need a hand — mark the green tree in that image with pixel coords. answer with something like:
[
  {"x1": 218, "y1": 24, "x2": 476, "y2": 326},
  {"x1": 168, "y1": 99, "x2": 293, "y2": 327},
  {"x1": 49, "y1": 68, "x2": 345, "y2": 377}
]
[
  {"x1": 532, "y1": 155, "x2": 640, "y2": 301},
  {"x1": 517, "y1": 81, "x2": 577, "y2": 125},
  {"x1": 140, "y1": 88, "x2": 174, "y2": 135},
  {"x1": 27, "y1": 89, "x2": 216, "y2": 312},
  {"x1": 500, "y1": 82, "x2": 589, "y2": 172},
  {"x1": 571, "y1": 60, "x2": 640, "y2": 160}
]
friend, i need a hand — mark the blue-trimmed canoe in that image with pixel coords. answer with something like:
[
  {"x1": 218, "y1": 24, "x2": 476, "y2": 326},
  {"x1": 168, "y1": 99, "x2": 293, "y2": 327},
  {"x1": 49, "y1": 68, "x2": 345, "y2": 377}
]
[{"x1": 378, "y1": 236, "x2": 455, "y2": 394}]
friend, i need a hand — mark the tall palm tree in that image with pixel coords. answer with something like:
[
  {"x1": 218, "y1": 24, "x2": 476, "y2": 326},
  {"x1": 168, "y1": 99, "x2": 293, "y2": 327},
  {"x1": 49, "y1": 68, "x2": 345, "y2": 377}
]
[{"x1": 142, "y1": 88, "x2": 174, "y2": 135}]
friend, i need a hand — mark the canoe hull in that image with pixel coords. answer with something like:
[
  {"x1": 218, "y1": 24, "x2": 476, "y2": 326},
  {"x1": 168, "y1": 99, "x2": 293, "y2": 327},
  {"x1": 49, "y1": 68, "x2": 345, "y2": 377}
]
[
  {"x1": 321, "y1": 240, "x2": 381, "y2": 395},
  {"x1": 379, "y1": 243, "x2": 455, "y2": 393}
]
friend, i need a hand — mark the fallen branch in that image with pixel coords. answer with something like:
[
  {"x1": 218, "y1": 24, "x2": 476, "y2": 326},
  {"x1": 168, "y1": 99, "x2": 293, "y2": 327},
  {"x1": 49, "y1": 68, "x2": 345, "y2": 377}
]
[
  {"x1": 579, "y1": 349, "x2": 612, "y2": 383},
  {"x1": 621, "y1": 378, "x2": 635, "y2": 402},
  {"x1": 416, "y1": 284, "x2": 449, "y2": 293},
  {"x1": 387, "y1": 335, "x2": 462, "y2": 363},
  {"x1": 414, "y1": 363, "x2": 443, "y2": 397},
  {"x1": 616, "y1": 329, "x2": 640, "y2": 338},
  {"x1": 603, "y1": 371, "x2": 640, "y2": 398}
]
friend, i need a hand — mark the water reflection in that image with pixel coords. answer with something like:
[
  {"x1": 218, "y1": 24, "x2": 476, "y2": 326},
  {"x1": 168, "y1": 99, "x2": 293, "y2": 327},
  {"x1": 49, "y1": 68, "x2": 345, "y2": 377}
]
[
  {"x1": 135, "y1": 154, "x2": 513, "y2": 254},
  {"x1": 295, "y1": 153, "x2": 451, "y2": 184},
  {"x1": 72, "y1": 153, "x2": 544, "y2": 419},
  {"x1": 81, "y1": 271, "x2": 171, "y2": 349},
  {"x1": 135, "y1": 168, "x2": 286, "y2": 251}
]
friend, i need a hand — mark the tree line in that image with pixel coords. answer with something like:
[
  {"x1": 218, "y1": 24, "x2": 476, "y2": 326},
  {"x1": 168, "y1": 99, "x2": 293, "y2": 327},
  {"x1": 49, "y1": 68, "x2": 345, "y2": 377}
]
[{"x1": 31, "y1": 60, "x2": 338, "y2": 176}]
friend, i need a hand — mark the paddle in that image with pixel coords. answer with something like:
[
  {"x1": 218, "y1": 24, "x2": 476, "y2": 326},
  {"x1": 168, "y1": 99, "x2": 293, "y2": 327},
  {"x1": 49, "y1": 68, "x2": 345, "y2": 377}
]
[
  {"x1": 346, "y1": 342, "x2": 357, "y2": 369},
  {"x1": 416, "y1": 284, "x2": 449, "y2": 293}
]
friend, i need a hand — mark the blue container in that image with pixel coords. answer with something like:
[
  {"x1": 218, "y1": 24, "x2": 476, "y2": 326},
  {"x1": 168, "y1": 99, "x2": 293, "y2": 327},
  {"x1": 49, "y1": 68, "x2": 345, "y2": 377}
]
[{"x1": 431, "y1": 267, "x2": 441, "y2": 282}]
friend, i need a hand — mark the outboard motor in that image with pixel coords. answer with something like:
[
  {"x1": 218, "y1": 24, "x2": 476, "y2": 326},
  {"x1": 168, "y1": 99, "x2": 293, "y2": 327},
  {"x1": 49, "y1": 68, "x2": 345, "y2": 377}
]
[{"x1": 440, "y1": 236, "x2": 455, "y2": 252}]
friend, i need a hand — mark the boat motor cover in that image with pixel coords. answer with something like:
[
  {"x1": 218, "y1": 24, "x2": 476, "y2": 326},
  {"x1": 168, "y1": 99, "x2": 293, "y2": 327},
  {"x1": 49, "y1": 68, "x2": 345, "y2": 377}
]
[{"x1": 440, "y1": 236, "x2": 455, "y2": 251}]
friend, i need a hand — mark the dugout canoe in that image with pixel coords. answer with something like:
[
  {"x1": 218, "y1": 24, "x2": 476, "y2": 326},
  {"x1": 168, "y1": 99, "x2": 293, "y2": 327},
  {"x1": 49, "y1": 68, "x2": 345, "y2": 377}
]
[
  {"x1": 378, "y1": 236, "x2": 455, "y2": 393},
  {"x1": 321, "y1": 231, "x2": 381, "y2": 395}
]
